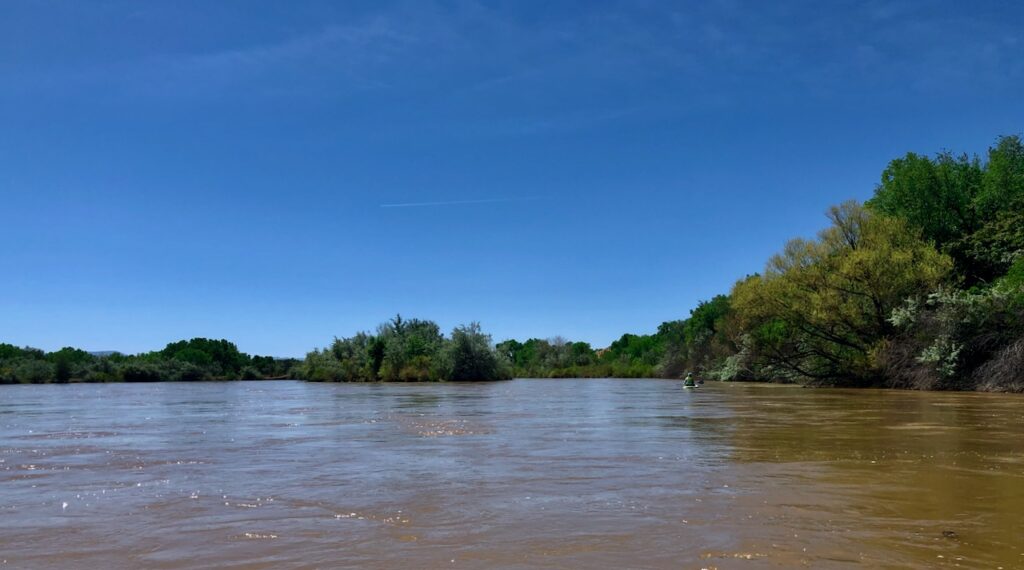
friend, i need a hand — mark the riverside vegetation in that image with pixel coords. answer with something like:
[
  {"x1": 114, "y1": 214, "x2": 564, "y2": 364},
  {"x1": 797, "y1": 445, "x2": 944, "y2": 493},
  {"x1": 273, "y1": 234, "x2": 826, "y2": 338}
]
[
  {"x1": 0, "y1": 339, "x2": 298, "y2": 384},
  {"x1": 3, "y1": 136, "x2": 1023, "y2": 390}
]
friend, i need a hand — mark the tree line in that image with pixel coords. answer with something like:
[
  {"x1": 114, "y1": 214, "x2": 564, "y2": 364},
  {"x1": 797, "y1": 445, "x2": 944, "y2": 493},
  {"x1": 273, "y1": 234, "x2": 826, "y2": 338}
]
[
  {"x1": 297, "y1": 136, "x2": 1023, "y2": 390},
  {"x1": 506, "y1": 135, "x2": 1023, "y2": 391},
  {"x1": 3, "y1": 135, "x2": 1022, "y2": 390},
  {"x1": 0, "y1": 338, "x2": 298, "y2": 384}
]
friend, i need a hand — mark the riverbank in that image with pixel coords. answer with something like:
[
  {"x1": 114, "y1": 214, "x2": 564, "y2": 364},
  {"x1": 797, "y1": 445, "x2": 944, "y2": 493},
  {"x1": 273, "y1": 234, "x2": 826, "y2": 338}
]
[{"x1": 5, "y1": 372, "x2": 1024, "y2": 395}]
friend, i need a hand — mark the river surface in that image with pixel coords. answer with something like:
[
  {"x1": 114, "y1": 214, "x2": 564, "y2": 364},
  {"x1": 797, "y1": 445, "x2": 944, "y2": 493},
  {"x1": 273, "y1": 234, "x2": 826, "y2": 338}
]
[{"x1": 1, "y1": 379, "x2": 1022, "y2": 569}]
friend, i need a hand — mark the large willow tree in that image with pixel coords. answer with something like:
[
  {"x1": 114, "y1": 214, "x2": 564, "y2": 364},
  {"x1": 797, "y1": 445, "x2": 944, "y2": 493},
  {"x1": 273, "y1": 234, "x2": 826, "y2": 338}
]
[{"x1": 732, "y1": 201, "x2": 952, "y2": 385}]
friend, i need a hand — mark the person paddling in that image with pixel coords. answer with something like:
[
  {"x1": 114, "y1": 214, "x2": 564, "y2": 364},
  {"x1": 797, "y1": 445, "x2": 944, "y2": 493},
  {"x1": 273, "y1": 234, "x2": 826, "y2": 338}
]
[{"x1": 683, "y1": 372, "x2": 696, "y2": 388}]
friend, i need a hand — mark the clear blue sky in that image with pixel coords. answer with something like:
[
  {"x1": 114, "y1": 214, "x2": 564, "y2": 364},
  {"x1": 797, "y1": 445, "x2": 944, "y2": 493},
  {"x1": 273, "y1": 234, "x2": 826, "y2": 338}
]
[{"x1": 2, "y1": 1, "x2": 1022, "y2": 357}]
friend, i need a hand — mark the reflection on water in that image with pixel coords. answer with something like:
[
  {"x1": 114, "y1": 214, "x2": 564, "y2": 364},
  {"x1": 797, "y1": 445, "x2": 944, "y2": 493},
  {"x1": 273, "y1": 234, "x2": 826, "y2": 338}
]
[{"x1": 0, "y1": 379, "x2": 1021, "y2": 569}]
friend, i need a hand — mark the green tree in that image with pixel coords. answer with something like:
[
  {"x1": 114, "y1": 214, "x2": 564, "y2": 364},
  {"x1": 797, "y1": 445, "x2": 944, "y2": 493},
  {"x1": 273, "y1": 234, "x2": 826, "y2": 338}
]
[
  {"x1": 0, "y1": 344, "x2": 44, "y2": 360},
  {"x1": 867, "y1": 151, "x2": 980, "y2": 249},
  {"x1": 161, "y1": 338, "x2": 249, "y2": 377},
  {"x1": 976, "y1": 135, "x2": 1024, "y2": 220},
  {"x1": 326, "y1": 332, "x2": 379, "y2": 381},
  {"x1": 732, "y1": 201, "x2": 952, "y2": 384},
  {"x1": 949, "y1": 210, "x2": 1024, "y2": 283},
  {"x1": 998, "y1": 257, "x2": 1024, "y2": 291},
  {"x1": 445, "y1": 323, "x2": 509, "y2": 381},
  {"x1": 43, "y1": 347, "x2": 94, "y2": 383},
  {"x1": 377, "y1": 316, "x2": 445, "y2": 381},
  {"x1": 659, "y1": 295, "x2": 735, "y2": 378}
]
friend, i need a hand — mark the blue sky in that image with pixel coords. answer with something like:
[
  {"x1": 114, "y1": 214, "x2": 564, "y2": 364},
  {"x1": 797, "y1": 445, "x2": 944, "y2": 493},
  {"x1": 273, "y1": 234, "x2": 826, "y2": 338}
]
[{"x1": 2, "y1": 1, "x2": 1022, "y2": 356}]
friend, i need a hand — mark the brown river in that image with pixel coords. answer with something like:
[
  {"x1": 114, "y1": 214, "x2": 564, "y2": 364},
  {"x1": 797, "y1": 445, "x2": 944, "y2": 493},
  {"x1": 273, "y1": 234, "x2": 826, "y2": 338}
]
[{"x1": 1, "y1": 379, "x2": 1022, "y2": 569}]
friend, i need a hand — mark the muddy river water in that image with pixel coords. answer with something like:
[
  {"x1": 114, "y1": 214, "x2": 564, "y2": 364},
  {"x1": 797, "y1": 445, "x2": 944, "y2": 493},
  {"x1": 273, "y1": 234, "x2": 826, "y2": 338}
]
[{"x1": 1, "y1": 379, "x2": 1022, "y2": 569}]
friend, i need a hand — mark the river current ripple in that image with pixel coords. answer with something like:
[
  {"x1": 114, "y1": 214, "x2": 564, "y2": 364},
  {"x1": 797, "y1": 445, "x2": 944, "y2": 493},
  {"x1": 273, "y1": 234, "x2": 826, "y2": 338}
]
[{"x1": 1, "y1": 379, "x2": 1022, "y2": 569}]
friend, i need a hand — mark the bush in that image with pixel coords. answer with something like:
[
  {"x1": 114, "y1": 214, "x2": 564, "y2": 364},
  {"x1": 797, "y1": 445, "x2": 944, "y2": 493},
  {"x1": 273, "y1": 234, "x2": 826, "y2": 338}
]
[
  {"x1": 998, "y1": 257, "x2": 1024, "y2": 291},
  {"x1": 973, "y1": 338, "x2": 1024, "y2": 392},
  {"x1": 239, "y1": 366, "x2": 263, "y2": 380},
  {"x1": 297, "y1": 350, "x2": 348, "y2": 382},
  {"x1": 883, "y1": 286, "x2": 1024, "y2": 390},
  {"x1": 118, "y1": 362, "x2": 164, "y2": 382},
  {"x1": 13, "y1": 359, "x2": 56, "y2": 384},
  {"x1": 176, "y1": 362, "x2": 210, "y2": 381},
  {"x1": 84, "y1": 370, "x2": 117, "y2": 383}
]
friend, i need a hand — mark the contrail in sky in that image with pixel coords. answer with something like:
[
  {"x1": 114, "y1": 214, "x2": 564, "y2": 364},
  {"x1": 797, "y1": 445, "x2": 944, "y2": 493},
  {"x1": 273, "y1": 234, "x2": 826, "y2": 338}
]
[{"x1": 379, "y1": 196, "x2": 542, "y2": 208}]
